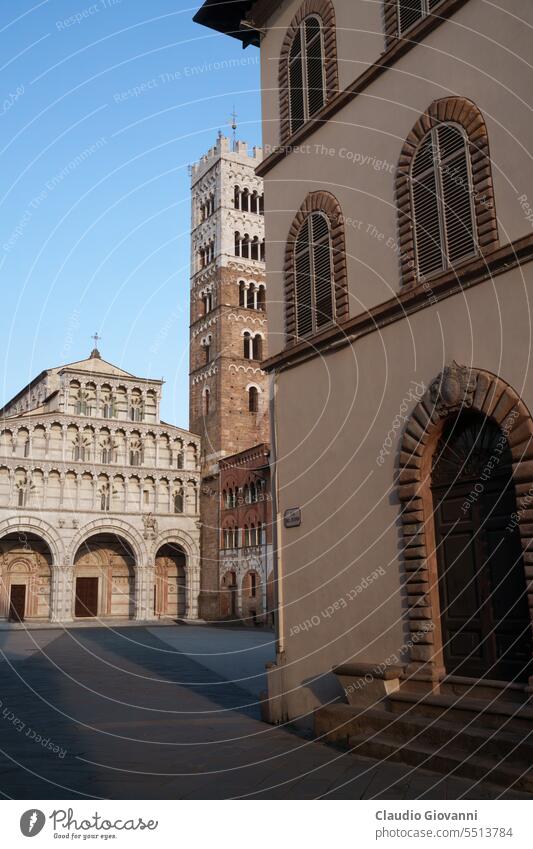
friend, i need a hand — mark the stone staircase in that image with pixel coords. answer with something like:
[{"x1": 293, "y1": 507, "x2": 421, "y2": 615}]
[{"x1": 314, "y1": 665, "x2": 533, "y2": 794}]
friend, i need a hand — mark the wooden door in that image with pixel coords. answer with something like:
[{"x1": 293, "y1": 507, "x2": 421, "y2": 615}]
[
  {"x1": 9, "y1": 584, "x2": 26, "y2": 621},
  {"x1": 75, "y1": 577, "x2": 99, "y2": 617},
  {"x1": 432, "y1": 412, "x2": 532, "y2": 682}
]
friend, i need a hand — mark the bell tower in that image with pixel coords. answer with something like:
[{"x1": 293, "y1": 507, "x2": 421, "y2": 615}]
[{"x1": 189, "y1": 133, "x2": 269, "y2": 618}]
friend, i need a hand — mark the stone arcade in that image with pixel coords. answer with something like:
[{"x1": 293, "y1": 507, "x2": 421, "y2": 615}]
[{"x1": 0, "y1": 345, "x2": 201, "y2": 623}]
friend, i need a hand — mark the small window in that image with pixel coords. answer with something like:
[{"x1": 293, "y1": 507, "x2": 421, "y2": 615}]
[
  {"x1": 203, "y1": 389, "x2": 210, "y2": 416},
  {"x1": 174, "y1": 489, "x2": 184, "y2": 513},
  {"x1": 410, "y1": 124, "x2": 476, "y2": 280},
  {"x1": 248, "y1": 386, "x2": 259, "y2": 413},
  {"x1": 294, "y1": 212, "x2": 334, "y2": 337},
  {"x1": 398, "y1": 0, "x2": 443, "y2": 36},
  {"x1": 288, "y1": 16, "x2": 325, "y2": 136}
]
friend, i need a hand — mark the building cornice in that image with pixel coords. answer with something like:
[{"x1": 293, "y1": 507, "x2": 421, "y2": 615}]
[
  {"x1": 255, "y1": 0, "x2": 471, "y2": 178},
  {"x1": 262, "y1": 233, "x2": 533, "y2": 373}
]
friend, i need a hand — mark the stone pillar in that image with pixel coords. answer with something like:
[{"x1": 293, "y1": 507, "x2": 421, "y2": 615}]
[
  {"x1": 186, "y1": 555, "x2": 200, "y2": 620},
  {"x1": 134, "y1": 564, "x2": 156, "y2": 621},
  {"x1": 51, "y1": 564, "x2": 74, "y2": 622}
]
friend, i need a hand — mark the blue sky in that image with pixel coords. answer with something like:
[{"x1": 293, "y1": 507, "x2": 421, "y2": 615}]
[{"x1": 0, "y1": 0, "x2": 262, "y2": 427}]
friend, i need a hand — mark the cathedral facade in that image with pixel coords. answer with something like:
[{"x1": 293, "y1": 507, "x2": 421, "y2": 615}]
[
  {"x1": 189, "y1": 135, "x2": 270, "y2": 619},
  {"x1": 0, "y1": 346, "x2": 201, "y2": 623}
]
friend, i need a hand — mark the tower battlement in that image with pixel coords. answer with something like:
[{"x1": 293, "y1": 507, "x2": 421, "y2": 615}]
[{"x1": 190, "y1": 134, "x2": 263, "y2": 184}]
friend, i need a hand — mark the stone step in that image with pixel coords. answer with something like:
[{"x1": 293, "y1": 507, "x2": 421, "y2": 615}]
[
  {"x1": 401, "y1": 674, "x2": 527, "y2": 705},
  {"x1": 348, "y1": 706, "x2": 532, "y2": 765},
  {"x1": 345, "y1": 733, "x2": 533, "y2": 795},
  {"x1": 388, "y1": 690, "x2": 533, "y2": 733}
]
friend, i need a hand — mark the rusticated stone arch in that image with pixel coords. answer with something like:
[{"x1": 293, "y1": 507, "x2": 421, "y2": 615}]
[
  {"x1": 398, "y1": 362, "x2": 533, "y2": 682},
  {"x1": 279, "y1": 0, "x2": 339, "y2": 144},
  {"x1": 396, "y1": 97, "x2": 499, "y2": 289},
  {"x1": 284, "y1": 191, "x2": 349, "y2": 344}
]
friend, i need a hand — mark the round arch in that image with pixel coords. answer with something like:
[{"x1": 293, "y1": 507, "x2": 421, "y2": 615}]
[
  {"x1": 398, "y1": 362, "x2": 533, "y2": 683},
  {"x1": 68, "y1": 518, "x2": 147, "y2": 567},
  {"x1": 0, "y1": 516, "x2": 64, "y2": 566}
]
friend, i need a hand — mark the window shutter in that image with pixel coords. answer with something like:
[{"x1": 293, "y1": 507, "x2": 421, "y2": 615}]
[
  {"x1": 295, "y1": 218, "x2": 313, "y2": 337},
  {"x1": 288, "y1": 30, "x2": 304, "y2": 135},
  {"x1": 311, "y1": 214, "x2": 334, "y2": 327},
  {"x1": 398, "y1": 0, "x2": 424, "y2": 34},
  {"x1": 305, "y1": 17, "x2": 325, "y2": 118},
  {"x1": 438, "y1": 125, "x2": 475, "y2": 265},
  {"x1": 412, "y1": 137, "x2": 443, "y2": 278}
]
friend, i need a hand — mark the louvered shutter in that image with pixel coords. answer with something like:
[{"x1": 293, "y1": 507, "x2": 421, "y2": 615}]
[
  {"x1": 305, "y1": 17, "x2": 325, "y2": 118},
  {"x1": 412, "y1": 135, "x2": 443, "y2": 277},
  {"x1": 288, "y1": 30, "x2": 304, "y2": 135},
  {"x1": 438, "y1": 125, "x2": 475, "y2": 265},
  {"x1": 295, "y1": 218, "x2": 313, "y2": 337},
  {"x1": 311, "y1": 214, "x2": 334, "y2": 327},
  {"x1": 398, "y1": 0, "x2": 424, "y2": 34}
]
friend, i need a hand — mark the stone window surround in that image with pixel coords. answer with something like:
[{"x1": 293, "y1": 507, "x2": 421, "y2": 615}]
[
  {"x1": 278, "y1": 0, "x2": 339, "y2": 146},
  {"x1": 398, "y1": 363, "x2": 533, "y2": 690},
  {"x1": 284, "y1": 190, "x2": 349, "y2": 345},
  {"x1": 395, "y1": 96, "x2": 499, "y2": 289}
]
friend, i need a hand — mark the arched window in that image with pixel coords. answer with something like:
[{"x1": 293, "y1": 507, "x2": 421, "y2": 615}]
[
  {"x1": 129, "y1": 440, "x2": 142, "y2": 466},
  {"x1": 287, "y1": 16, "x2": 325, "y2": 135},
  {"x1": 410, "y1": 124, "x2": 476, "y2": 280},
  {"x1": 396, "y1": 99, "x2": 498, "y2": 288},
  {"x1": 257, "y1": 286, "x2": 266, "y2": 311},
  {"x1": 248, "y1": 386, "x2": 259, "y2": 413},
  {"x1": 396, "y1": 1, "x2": 444, "y2": 38},
  {"x1": 243, "y1": 332, "x2": 253, "y2": 360},
  {"x1": 294, "y1": 211, "x2": 334, "y2": 336},
  {"x1": 242, "y1": 188, "x2": 249, "y2": 212},
  {"x1": 234, "y1": 186, "x2": 240, "y2": 209},
  {"x1": 100, "y1": 484, "x2": 110, "y2": 511},
  {"x1": 285, "y1": 191, "x2": 348, "y2": 344},
  {"x1": 203, "y1": 388, "x2": 210, "y2": 416},
  {"x1": 279, "y1": 1, "x2": 338, "y2": 144},
  {"x1": 234, "y1": 231, "x2": 241, "y2": 257},
  {"x1": 130, "y1": 396, "x2": 144, "y2": 422},
  {"x1": 176, "y1": 449, "x2": 184, "y2": 469},
  {"x1": 239, "y1": 281, "x2": 247, "y2": 308},
  {"x1": 252, "y1": 335, "x2": 262, "y2": 360},
  {"x1": 174, "y1": 487, "x2": 184, "y2": 514}
]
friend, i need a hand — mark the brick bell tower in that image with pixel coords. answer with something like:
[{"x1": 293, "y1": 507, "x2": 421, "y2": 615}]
[{"x1": 189, "y1": 133, "x2": 269, "y2": 619}]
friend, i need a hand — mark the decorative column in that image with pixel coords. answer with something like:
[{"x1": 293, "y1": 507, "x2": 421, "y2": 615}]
[
  {"x1": 51, "y1": 562, "x2": 74, "y2": 622},
  {"x1": 134, "y1": 563, "x2": 156, "y2": 621},
  {"x1": 186, "y1": 551, "x2": 200, "y2": 620}
]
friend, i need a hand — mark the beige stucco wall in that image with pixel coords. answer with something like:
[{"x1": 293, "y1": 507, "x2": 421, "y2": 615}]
[
  {"x1": 261, "y1": 0, "x2": 533, "y2": 359},
  {"x1": 273, "y1": 262, "x2": 533, "y2": 718},
  {"x1": 257, "y1": 0, "x2": 533, "y2": 720}
]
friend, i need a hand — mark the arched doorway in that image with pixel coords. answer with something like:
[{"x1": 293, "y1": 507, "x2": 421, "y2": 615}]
[
  {"x1": 73, "y1": 533, "x2": 135, "y2": 619},
  {"x1": 241, "y1": 570, "x2": 262, "y2": 626},
  {"x1": 154, "y1": 543, "x2": 186, "y2": 619},
  {"x1": 432, "y1": 411, "x2": 532, "y2": 682},
  {"x1": 220, "y1": 570, "x2": 237, "y2": 619},
  {"x1": 0, "y1": 533, "x2": 52, "y2": 621}
]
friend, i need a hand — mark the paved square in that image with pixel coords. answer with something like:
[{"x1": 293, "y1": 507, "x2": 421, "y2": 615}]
[{"x1": 0, "y1": 625, "x2": 521, "y2": 799}]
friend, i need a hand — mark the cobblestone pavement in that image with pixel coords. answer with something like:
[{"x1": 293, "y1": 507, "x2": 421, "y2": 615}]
[{"x1": 0, "y1": 625, "x2": 522, "y2": 799}]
